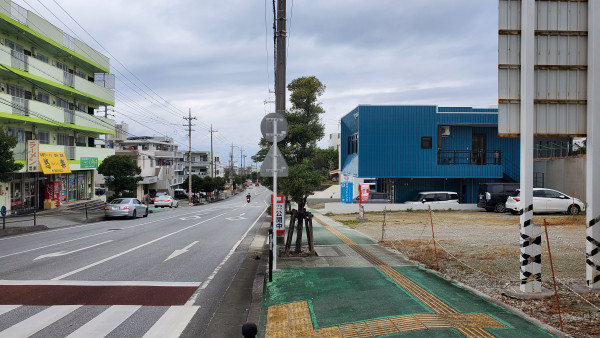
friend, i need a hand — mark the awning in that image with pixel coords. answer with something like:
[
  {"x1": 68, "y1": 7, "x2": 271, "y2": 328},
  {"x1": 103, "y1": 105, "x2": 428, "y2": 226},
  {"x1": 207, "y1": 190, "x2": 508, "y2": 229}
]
[{"x1": 39, "y1": 152, "x2": 71, "y2": 174}]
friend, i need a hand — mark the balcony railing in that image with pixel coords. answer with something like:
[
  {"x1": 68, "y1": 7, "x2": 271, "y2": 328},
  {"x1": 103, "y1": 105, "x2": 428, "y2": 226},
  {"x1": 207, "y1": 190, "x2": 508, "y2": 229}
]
[
  {"x1": 12, "y1": 97, "x2": 28, "y2": 116},
  {"x1": 64, "y1": 108, "x2": 75, "y2": 124},
  {"x1": 65, "y1": 146, "x2": 75, "y2": 160},
  {"x1": 437, "y1": 150, "x2": 502, "y2": 165}
]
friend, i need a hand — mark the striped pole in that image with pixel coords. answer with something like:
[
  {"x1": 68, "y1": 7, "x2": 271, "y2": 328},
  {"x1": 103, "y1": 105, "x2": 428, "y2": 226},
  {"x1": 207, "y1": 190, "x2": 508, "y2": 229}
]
[
  {"x1": 519, "y1": 0, "x2": 541, "y2": 293},
  {"x1": 586, "y1": 0, "x2": 600, "y2": 289}
]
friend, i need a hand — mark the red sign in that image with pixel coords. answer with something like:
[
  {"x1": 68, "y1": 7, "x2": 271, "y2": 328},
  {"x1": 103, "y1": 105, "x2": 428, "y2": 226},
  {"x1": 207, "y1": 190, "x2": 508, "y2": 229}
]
[
  {"x1": 360, "y1": 184, "x2": 370, "y2": 203},
  {"x1": 45, "y1": 181, "x2": 61, "y2": 206}
]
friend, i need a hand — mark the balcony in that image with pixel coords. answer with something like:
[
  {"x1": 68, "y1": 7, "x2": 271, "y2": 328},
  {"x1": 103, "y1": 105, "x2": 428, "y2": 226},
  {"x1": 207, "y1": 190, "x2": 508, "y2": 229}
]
[
  {"x1": 0, "y1": 93, "x2": 115, "y2": 134},
  {"x1": 437, "y1": 150, "x2": 502, "y2": 166},
  {"x1": 0, "y1": 44, "x2": 114, "y2": 105}
]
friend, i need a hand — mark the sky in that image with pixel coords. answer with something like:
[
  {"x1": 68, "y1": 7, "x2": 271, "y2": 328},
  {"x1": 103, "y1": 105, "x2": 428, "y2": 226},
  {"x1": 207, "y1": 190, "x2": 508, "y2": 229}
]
[{"x1": 14, "y1": 0, "x2": 500, "y2": 168}]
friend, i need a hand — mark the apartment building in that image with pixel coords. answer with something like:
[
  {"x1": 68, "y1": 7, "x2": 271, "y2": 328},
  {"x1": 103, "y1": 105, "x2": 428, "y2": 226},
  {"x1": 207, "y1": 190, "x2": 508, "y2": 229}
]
[
  {"x1": 108, "y1": 132, "x2": 184, "y2": 200},
  {"x1": 182, "y1": 151, "x2": 224, "y2": 178},
  {"x1": 0, "y1": 1, "x2": 115, "y2": 212}
]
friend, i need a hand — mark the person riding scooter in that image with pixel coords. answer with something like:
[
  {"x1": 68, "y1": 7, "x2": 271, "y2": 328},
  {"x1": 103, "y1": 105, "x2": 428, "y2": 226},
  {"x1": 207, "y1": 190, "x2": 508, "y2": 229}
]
[{"x1": 246, "y1": 193, "x2": 251, "y2": 203}]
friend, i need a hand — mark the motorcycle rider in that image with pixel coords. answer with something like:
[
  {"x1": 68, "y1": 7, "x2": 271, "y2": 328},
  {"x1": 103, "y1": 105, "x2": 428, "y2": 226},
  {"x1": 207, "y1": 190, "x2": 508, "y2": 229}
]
[{"x1": 246, "y1": 193, "x2": 251, "y2": 202}]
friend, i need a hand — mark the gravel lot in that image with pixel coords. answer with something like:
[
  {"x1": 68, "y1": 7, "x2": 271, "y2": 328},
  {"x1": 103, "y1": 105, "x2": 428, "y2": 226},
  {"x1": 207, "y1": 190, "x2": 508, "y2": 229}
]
[{"x1": 329, "y1": 210, "x2": 600, "y2": 337}]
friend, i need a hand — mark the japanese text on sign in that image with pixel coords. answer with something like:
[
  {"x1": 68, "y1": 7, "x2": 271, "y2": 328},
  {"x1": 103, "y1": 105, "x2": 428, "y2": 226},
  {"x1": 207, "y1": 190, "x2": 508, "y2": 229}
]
[{"x1": 272, "y1": 194, "x2": 285, "y2": 236}]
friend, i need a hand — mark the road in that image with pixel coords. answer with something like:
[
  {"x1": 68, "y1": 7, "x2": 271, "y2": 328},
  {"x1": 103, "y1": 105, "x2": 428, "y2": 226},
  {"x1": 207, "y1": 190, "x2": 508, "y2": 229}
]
[{"x1": 0, "y1": 186, "x2": 268, "y2": 337}]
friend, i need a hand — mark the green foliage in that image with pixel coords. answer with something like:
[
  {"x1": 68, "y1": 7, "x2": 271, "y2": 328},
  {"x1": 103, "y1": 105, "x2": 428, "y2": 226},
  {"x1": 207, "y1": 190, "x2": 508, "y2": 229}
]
[
  {"x1": 255, "y1": 76, "x2": 327, "y2": 209},
  {"x1": 0, "y1": 130, "x2": 24, "y2": 183},
  {"x1": 182, "y1": 175, "x2": 205, "y2": 195},
  {"x1": 97, "y1": 155, "x2": 141, "y2": 198}
]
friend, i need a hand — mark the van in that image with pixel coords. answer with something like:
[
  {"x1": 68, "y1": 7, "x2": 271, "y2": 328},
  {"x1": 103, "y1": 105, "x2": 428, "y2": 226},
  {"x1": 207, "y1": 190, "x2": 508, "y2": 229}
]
[
  {"x1": 353, "y1": 192, "x2": 391, "y2": 204},
  {"x1": 404, "y1": 191, "x2": 459, "y2": 205},
  {"x1": 477, "y1": 183, "x2": 520, "y2": 212},
  {"x1": 94, "y1": 187, "x2": 107, "y2": 202},
  {"x1": 173, "y1": 189, "x2": 188, "y2": 200}
]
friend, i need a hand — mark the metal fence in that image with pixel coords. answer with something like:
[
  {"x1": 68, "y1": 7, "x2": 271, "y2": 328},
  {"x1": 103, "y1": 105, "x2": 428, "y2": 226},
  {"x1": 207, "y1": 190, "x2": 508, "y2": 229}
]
[{"x1": 437, "y1": 150, "x2": 502, "y2": 165}]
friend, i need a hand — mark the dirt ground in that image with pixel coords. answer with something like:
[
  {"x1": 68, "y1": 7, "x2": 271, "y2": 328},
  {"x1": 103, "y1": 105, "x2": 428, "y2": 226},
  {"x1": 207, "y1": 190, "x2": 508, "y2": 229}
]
[{"x1": 328, "y1": 210, "x2": 600, "y2": 337}]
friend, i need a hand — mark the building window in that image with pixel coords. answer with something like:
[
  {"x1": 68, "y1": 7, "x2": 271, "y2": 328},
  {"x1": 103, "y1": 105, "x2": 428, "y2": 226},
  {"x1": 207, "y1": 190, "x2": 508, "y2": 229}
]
[
  {"x1": 421, "y1": 137, "x2": 432, "y2": 149},
  {"x1": 34, "y1": 52, "x2": 49, "y2": 63},
  {"x1": 347, "y1": 134, "x2": 358, "y2": 155},
  {"x1": 76, "y1": 135, "x2": 86, "y2": 146},
  {"x1": 37, "y1": 131, "x2": 50, "y2": 144}
]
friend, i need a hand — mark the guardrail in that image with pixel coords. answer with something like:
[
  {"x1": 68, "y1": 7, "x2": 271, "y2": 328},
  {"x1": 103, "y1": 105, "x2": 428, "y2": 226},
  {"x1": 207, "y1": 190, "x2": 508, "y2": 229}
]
[{"x1": 437, "y1": 150, "x2": 502, "y2": 165}]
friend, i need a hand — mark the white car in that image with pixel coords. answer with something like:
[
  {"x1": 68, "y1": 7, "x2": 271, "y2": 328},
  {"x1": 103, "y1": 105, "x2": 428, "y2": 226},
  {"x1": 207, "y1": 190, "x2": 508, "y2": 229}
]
[
  {"x1": 154, "y1": 195, "x2": 179, "y2": 208},
  {"x1": 505, "y1": 188, "x2": 585, "y2": 215},
  {"x1": 404, "y1": 191, "x2": 459, "y2": 205}
]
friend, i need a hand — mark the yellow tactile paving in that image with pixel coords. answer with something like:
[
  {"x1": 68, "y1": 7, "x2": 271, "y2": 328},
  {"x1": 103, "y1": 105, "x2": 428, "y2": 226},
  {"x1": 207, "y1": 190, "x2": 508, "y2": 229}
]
[{"x1": 264, "y1": 217, "x2": 507, "y2": 337}]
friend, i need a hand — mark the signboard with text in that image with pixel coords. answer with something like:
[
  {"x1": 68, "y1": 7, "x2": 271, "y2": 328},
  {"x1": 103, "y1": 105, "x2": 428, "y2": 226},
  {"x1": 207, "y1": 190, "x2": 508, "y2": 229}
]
[
  {"x1": 340, "y1": 182, "x2": 353, "y2": 203},
  {"x1": 39, "y1": 152, "x2": 71, "y2": 174},
  {"x1": 80, "y1": 157, "x2": 98, "y2": 169},
  {"x1": 27, "y1": 140, "x2": 39, "y2": 172},
  {"x1": 271, "y1": 194, "x2": 285, "y2": 236},
  {"x1": 360, "y1": 184, "x2": 370, "y2": 203}
]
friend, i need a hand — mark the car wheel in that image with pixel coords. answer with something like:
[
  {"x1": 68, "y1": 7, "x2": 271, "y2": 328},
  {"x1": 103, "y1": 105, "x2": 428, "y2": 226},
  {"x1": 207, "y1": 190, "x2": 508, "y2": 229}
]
[
  {"x1": 132, "y1": 210, "x2": 137, "y2": 219},
  {"x1": 567, "y1": 205, "x2": 581, "y2": 215},
  {"x1": 169, "y1": 203, "x2": 173, "y2": 208},
  {"x1": 494, "y1": 202, "x2": 506, "y2": 213},
  {"x1": 143, "y1": 208, "x2": 148, "y2": 217},
  {"x1": 175, "y1": 203, "x2": 178, "y2": 208}
]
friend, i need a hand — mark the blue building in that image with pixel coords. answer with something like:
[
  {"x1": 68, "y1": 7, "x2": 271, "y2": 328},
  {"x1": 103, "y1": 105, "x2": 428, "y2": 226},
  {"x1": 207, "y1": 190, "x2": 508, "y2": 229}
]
[{"x1": 340, "y1": 105, "x2": 521, "y2": 203}]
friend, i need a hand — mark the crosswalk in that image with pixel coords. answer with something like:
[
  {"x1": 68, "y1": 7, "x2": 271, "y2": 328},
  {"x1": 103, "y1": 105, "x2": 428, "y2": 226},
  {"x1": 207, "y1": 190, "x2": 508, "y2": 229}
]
[{"x1": 0, "y1": 304, "x2": 200, "y2": 338}]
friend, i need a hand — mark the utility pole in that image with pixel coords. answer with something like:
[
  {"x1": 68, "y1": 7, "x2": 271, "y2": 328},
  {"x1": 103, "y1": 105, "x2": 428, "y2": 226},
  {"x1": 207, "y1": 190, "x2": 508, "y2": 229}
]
[
  {"x1": 184, "y1": 109, "x2": 196, "y2": 206},
  {"x1": 240, "y1": 148, "x2": 244, "y2": 176},
  {"x1": 209, "y1": 124, "x2": 218, "y2": 178}
]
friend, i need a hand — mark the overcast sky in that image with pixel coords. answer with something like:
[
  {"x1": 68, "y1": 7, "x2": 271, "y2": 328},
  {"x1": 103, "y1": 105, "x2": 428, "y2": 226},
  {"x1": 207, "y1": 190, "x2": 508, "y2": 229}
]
[{"x1": 15, "y1": 0, "x2": 499, "y2": 167}]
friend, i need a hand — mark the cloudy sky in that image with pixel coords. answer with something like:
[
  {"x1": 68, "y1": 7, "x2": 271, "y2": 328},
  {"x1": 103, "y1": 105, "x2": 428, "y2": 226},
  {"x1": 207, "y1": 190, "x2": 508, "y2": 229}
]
[{"x1": 15, "y1": 0, "x2": 499, "y2": 168}]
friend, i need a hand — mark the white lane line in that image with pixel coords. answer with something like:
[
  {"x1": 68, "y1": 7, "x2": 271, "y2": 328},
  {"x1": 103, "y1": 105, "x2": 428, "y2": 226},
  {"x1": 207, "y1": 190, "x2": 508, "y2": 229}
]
[
  {"x1": 52, "y1": 212, "x2": 228, "y2": 280},
  {"x1": 34, "y1": 240, "x2": 113, "y2": 260},
  {"x1": 142, "y1": 306, "x2": 200, "y2": 338},
  {"x1": 0, "y1": 305, "x2": 81, "y2": 338},
  {"x1": 185, "y1": 206, "x2": 267, "y2": 306},
  {"x1": 0, "y1": 280, "x2": 201, "y2": 287},
  {"x1": 0, "y1": 233, "x2": 107, "y2": 259},
  {"x1": 66, "y1": 305, "x2": 141, "y2": 338},
  {"x1": 0, "y1": 305, "x2": 19, "y2": 316}
]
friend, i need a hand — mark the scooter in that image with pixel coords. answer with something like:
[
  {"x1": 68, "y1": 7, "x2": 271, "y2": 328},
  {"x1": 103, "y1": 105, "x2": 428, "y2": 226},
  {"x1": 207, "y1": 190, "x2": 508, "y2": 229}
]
[{"x1": 246, "y1": 195, "x2": 251, "y2": 203}]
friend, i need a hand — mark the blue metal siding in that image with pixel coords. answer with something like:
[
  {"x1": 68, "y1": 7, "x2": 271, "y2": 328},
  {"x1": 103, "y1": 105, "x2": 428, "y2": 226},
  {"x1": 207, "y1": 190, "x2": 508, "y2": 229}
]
[{"x1": 340, "y1": 107, "x2": 360, "y2": 176}]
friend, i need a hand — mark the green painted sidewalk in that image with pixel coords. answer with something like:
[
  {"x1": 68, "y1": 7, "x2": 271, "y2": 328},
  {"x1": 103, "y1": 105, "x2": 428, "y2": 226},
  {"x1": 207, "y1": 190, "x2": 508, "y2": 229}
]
[{"x1": 260, "y1": 212, "x2": 560, "y2": 337}]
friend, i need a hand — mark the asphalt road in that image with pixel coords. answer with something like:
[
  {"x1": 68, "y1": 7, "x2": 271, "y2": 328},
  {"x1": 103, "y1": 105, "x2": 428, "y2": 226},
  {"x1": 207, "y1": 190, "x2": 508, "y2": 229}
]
[{"x1": 0, "y1": 187, "x2": 269, "y2": 337}]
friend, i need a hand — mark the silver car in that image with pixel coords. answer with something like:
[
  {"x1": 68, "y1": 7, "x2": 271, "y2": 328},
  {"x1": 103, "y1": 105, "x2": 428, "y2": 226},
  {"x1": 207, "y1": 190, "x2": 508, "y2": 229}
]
[
  {"x1": 154, "y1": 195, "x2": 179, "y2": 208},
  {"x1": 105, "y1": 198, "x2": 148, "y2": 219}
]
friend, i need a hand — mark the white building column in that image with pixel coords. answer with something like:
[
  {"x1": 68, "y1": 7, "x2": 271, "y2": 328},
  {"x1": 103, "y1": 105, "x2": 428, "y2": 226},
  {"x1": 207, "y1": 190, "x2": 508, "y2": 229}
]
[
  {"x1": 586, "y1": 0, "x2": 600, "y2": 289},
  {"x1": 519, "y1": 0, "x2": 542, "y2": 293}
]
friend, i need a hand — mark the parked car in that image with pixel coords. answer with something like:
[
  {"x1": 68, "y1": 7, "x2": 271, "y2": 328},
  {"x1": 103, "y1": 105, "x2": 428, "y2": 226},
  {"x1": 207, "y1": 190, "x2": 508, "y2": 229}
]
[
  {"x1": 477, "y1": 182, "x2": 520, "y2": 213},
  {"x1": 505, "y1": 188, "x2": 585, "y2": 215},
  {"x1": 173, "y1": 189, "x2": 189, "y2": 200},
  {"x1": 105, "y1": 198, "x2": 148, "y2": 219},
  {"x1": 404, "y1": 191, "x2": 459, "y2": 205},
  {"x1": 353, "y1": 192, "x2": 391, "y2": 203},
  {"x1": 154, "y1": 195, "x2": 179, "y2": 208}
]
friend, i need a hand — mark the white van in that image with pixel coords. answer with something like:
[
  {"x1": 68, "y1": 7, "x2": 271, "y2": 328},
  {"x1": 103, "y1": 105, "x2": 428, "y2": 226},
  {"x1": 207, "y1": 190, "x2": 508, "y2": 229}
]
[
  {"x1": 404, "y1": 191, "x2": 459, "y2": 205},
  {"x1": 94, "y1": 187, "x2": 107, "y2": 202}
]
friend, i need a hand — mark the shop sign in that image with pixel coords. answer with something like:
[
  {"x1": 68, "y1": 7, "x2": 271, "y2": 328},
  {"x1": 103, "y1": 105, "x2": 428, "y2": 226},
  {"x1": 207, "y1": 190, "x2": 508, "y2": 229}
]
[
  {"x1": 80, "y1": 157, "x2": 98, "y2": 169},
  {"x1": 138, "y1": 176, "x2": 158, "y2": 184},
  {"x1": 27, "y1": 140, "x2": 40, "y2": 172},
  {"x1": 271, "y1": 194, "x2": 285, "y2": 236},
  {"x1": 39, "y1": 152, "x2": 71, "y2": 174}
]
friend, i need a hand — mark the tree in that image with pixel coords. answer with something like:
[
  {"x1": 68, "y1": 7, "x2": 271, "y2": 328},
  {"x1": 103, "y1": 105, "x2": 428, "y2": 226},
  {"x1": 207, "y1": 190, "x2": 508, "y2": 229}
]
[
  {"x1": 213, "y1": 176, "x2": 226, "y2": 199},
  {"x1": 97, "y1": 155, "x2": 141, "y2": 199},
  {"x1": 255, "y1": 76, "x2": 326, "y2": 254},
  {"x1": 0, "y1": 130, "x2": 24, "y2": 183},
  {"x1": 312, "y1": 148, "x2": 338, "y2": 176},
  {"x1": 182, "y1": 175, "x2": 204, "y2": 197}
]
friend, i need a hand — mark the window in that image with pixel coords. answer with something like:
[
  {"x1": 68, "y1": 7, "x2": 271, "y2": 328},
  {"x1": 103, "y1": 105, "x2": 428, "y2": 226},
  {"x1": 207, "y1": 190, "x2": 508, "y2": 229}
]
[
  {"x1": 75, "y1": 102, "x2": 86, "y2": 112},
  {"x1": 421, "y1": 137, "x2": 432, "y2": 149},
  {"x1": 347, "y1": 134, "x2": 358, "y2": 155},
  {"x1": 34, "y1": 52, "x2": 49, "y2": 63},
  {"x1": 75, "y1": 70, "x2": 87, "y2": 79},
  {"x1": 76, "y1": 135, "x2": 86, "y2": 146},
  {"x1": 57, "y1": 133, "x2": 73, "y2": 146},
  {"x1": 35, "y1": 92, "x2": 50, "y2": 104},
  {"x1": 37, "y1": 131, "x2": 50, "y2": 144}
]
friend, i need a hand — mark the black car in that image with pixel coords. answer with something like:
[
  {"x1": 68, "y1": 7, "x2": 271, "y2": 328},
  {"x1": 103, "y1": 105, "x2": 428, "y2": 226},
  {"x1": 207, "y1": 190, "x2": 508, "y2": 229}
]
[{"x1": 477, "y1": 182, "x2": 520, "y2": 212}]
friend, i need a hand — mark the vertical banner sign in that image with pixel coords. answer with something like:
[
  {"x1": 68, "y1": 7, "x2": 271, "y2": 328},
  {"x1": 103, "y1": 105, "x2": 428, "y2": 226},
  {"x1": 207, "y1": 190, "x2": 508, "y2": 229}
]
[
  {"x1": 27, "y1": 140, "x2": 40, "y2": 172},
  {"x1": 271, "y1": 194, "x2": 285, "y2": 236},
  {"x1": 340, "y1": 182, "x2": 353, "y2": 203},
  {"x1": 360, "y1": 184, "x2": 370, "y2": 203}
]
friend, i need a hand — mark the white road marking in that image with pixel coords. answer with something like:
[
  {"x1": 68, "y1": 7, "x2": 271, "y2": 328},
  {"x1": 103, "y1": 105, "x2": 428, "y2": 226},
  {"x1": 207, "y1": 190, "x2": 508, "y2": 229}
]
[
  {"x1": 52, "y1": 213, "x2": 228, "y2": 280},
  {"x1": 65, "y1": 305, "x2": 141, "y2": 338},
  {"x1": 225, "y1": 216, "x2": 246, "y2": 221},
  {"x1": 34, "y1": 240, "x2": 113, "y2": 260},
  {"x1": 185, "y1": 206, "x2": 267, "y2": 306},
  {"x1": 0, "y1": 305, "x2": 19, "y2": 316},
  {"x1": 0, "y1": 280, "x2": 201, "y2": 287},
  {"x1": 0, "y1": 305, "x2": 80, "y2": 338},
  {"x1": 0, "y1": 233, "x2": 108, "y2": 259},
  {"x1": 164, "y1": 241, "x2": 199, "y2": 262},
  {"x1": 142, "y1": 306, "x2": 200, "y2": 338}
]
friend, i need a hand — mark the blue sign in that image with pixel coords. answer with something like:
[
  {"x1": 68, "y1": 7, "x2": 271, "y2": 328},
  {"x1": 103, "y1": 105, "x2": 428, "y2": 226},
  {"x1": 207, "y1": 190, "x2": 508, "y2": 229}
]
[
  {"x1": 1, "y1": 206, "x2": 6, "y2": 217},
  {"x1": 340, "y1": 182, "x2": 353, "y2": 203}
]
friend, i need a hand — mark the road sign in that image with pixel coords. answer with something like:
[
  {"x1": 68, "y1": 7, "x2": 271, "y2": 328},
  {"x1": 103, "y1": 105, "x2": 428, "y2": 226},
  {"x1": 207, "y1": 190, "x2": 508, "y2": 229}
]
[
  {"x1": 271, "y1": 194, "x2": 285, "y2": 236},
  {"x1": 341, "y1": 182, "x2": 353, "y2": 203},
  {"x1": 1, "y1": 206, "x2": 6, "y2": 217},
  {"x1": 260, "y1": 113, "x2": 288, "y2": 143},
  {"x1": 260, "y1": 145, "x2": 288, "y2": 177},
  {"x1": 360, "y1": 184, "x2": 370, "y2": 203}
]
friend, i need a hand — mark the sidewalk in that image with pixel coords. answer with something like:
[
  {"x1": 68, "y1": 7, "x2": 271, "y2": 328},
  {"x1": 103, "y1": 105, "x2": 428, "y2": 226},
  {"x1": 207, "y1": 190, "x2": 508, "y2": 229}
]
[{"x1": 259, "y1": 210, "x2": 564, "y2": 337}]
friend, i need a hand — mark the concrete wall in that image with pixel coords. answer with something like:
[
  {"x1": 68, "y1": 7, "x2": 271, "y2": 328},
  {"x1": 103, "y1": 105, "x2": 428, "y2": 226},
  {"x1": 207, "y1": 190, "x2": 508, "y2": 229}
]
[{"x1": 534, "y1": 157, "x2": 586, "y2": 201}]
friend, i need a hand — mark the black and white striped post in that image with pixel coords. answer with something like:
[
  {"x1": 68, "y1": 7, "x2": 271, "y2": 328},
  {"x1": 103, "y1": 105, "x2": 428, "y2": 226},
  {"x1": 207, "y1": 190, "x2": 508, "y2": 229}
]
[
  {"x1": 519, "y1": 0, "x2": 542, "y2": 293},
  {"x1": 586, "y1": 1, "x2": 600, "y2": 290}
]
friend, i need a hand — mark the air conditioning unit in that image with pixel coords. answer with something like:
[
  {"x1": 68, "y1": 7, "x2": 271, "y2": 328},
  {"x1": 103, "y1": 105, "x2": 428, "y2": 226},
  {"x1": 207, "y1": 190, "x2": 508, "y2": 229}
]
[{"x1": 440, "y1": 125, "x2": 450, "y2": 136}]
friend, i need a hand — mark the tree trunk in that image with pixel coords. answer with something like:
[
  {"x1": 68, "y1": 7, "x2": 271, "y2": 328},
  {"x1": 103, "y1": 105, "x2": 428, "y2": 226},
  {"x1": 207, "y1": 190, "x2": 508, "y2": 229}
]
[
  {"x1": 294, "y1": 211, "x2": 304, "y2": 254},
  {"x1": 285, "y1": 209, "x2": 297, "y2": 254}
]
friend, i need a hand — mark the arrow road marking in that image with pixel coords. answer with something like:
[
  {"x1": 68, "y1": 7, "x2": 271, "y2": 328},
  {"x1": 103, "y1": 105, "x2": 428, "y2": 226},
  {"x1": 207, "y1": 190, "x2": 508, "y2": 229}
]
[
  {"x1": 226, "y1": 213, "x2": 246, "y2": 221},
  {"x1": 34, "y1": 240, "x2": 113, "y2": 260},
  {"x1": 164, "y1": 241, "x2": 199, "y2": 262}
]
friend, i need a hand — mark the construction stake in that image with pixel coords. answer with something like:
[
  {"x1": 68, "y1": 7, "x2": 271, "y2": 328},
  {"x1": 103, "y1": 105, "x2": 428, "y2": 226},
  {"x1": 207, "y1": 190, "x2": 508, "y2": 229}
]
[
  {"x1": 429, "y1": 206, "x2": 439, "y2": 270},
  {"x1": 543, "y1": 219, "x2": 563, "y2": 331}
]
